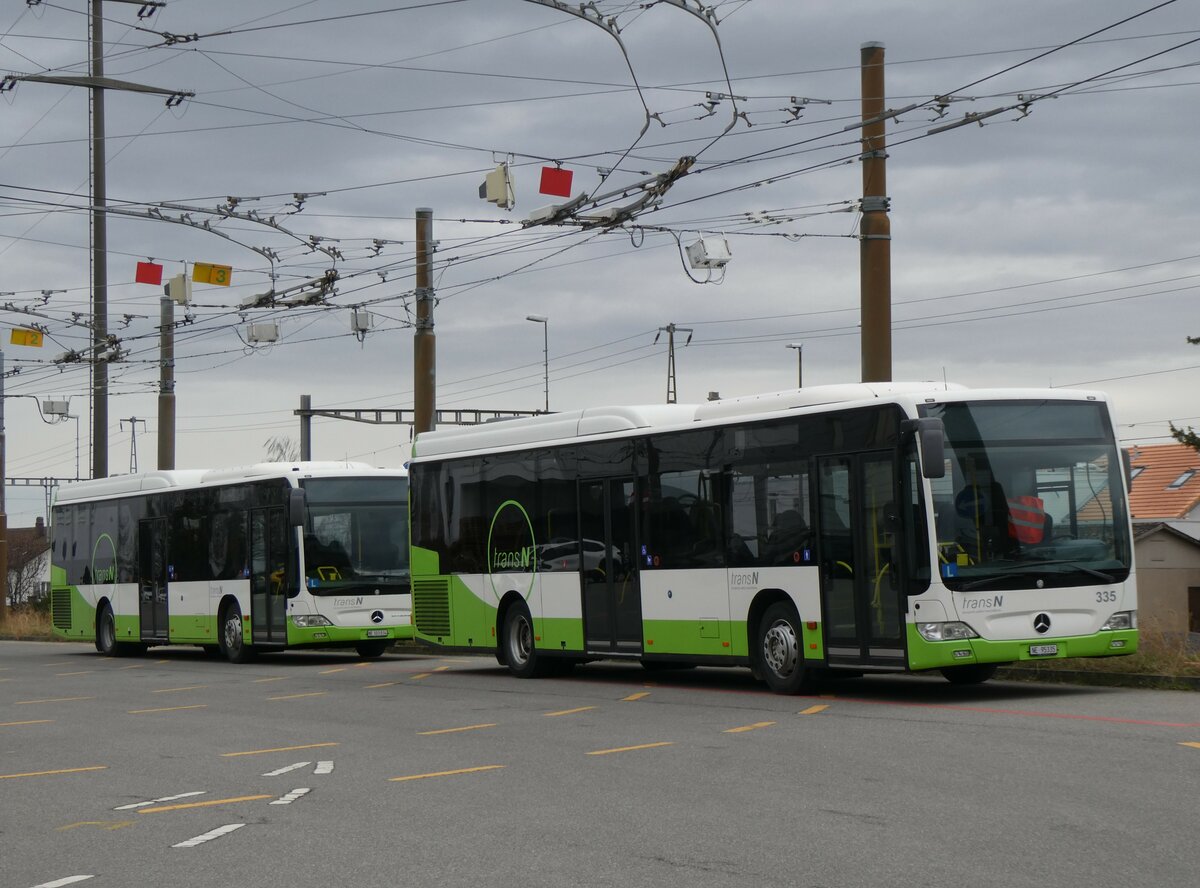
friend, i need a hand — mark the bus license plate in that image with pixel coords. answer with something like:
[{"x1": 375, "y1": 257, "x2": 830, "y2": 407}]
[
  {"x1": 1029, "y1": 644, "x2": 1058, "y2": 656},
  {"x1": 366, "y1": 629, "x2": 389, "y2": 638}
]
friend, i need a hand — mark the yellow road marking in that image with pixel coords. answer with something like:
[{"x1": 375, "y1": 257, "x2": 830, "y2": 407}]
[
  {"x1": 417, "y1": 723, "x2": 496, "y2": 736},
  {"x1": 319, "y1": 668, "x2": 346, "y2": 675},
  {"x1": 152, "y1": 685, "x2": 207, "y2": 693},
  {"x1": 128, "y1": 704, "x2": 207, "y2": 714},
  {"x1": 545, "y1": 706, "x2": 596, "y2": 717},
  {"x1": 724, "y1": 721, "x2": 776, "y2": 734},
  {"x1": 15, "y1": 696, "x2": 95, "y2": 705},
  {"x1": 58, "y1": 820, "x2": 134, "y2": 831},
  {"x1": 56, "y1": 671, "x2": 94, "y2": 676},
  {"x1": 433, "y1": 665, "x2": 450, "y2": 672},
  {"x1": 622, "y1": 691, "x2": 651, "y2": 702},
  {"x1": 137, "y1": 794, "x2": 271, "y2": 814},
  {"x1": 799, "y1": 704, "x2": 829, "y2": 715},
  {"x1": 118, "y1": 664, "x2": 145, "y2": 670},
  {"x1": 354, "y1": 662, "x2": 374, "y2": 668},
  {"x1": 221, "y1": 742, "x2": 339, "y2": 758},
  {"x1": 0, "y1": 719, "x2": 54, "y2": 727},
  {"x1": 365, "y1": 681, "x2": 400, "y2": 689},
  {"x1": 154, "y1": 659, "x2": 170, "y2": 664},
  {"x1": 410, "y1": 673, "x2": 431, "y2": 680},
  {"x1": 0, "y1": 677, "x2": 12, "y2": 682},
  {"x1": 389, "y1": 765, "x2": 504, "y2": 782},
  {"x1": 252, "y1": 676, "x2": 288, "y2": 683},
  {"x1": 587, "y1": 742, "x2": 674, "y2": 756},
  {"x1": 268, "y1": 691, "x2": 328, "y2": 701},
  {"x1": 1181, "y1": 742, "x2": 1200, "y2": 750},
  {"x1": 0, "y1": 765, "x2": 107, "y2": 780}
]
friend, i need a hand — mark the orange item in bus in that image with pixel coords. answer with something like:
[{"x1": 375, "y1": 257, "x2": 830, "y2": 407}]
[{"x1": 1007, "y1": 495, "x2": 1047, "y2": 544}]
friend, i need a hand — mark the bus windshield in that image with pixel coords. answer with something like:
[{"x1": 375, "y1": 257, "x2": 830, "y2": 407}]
[
  {"x1": 301, "y1": 477, "x2": 409, "y2": 593},
  {"x1": 919, "y1": 400, "x2": 1131, "y2": 591}
]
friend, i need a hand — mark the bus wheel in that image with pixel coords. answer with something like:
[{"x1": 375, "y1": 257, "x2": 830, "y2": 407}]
[
  {"x1": 96, "y1": 603, "x2": 117, "y2": 655},
  {"x1": 219, "y1": 602, "x2": 256, "y2": 664},
  {"x1": 355, "y1": 641, "x2": 389, "y2": 659},
  {"x1": 501, "y1": 604, "x2": 543, "y2": 679},
  {"x1": 939, "y1": 664, "x2": 999, "y2": 685},
  {"x1": 758, "y1": 602, "x2": 810, "y2": 695}
]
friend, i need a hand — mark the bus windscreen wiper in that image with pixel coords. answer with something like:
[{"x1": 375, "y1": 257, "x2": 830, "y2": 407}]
[{"x1": 960, "y1": 559, "x2": 1113, "y2": 592}]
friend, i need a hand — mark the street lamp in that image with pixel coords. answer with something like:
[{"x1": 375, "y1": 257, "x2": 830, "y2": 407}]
[
  {"x1": 786, "y1": 342, "x2": 803, "y2": 388},
  {"x1": 526, "y1": 315, "x2": 549, "y2": 413}
]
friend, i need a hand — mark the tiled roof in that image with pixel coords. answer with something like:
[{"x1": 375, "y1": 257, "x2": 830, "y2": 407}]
[{"x1": 1126, "y1": 443, "x2": 1200, "y2": 520}]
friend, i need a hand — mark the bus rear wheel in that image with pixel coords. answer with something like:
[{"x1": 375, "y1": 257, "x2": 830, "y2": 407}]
[
  {"x1": 96, "y1": 603, "x2": 144, "y2": 657},
  {"x1": 96, "y1": 603, "x2": 117, "y2": 655},
  {"x1": 219, "y1": 602, "x2": 256, "y2": 664},
  {"x1": 939, "y1": 664, "x2": 1000, "y2": 685},
  {"x1": 757, "y1": 602, "x2": 812, "y2": 695},
  {"x1": 501, "y1": 604, "x2": 545, "y2": 679}
]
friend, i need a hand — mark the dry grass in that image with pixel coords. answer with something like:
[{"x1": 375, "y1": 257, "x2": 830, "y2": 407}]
[
  {"x1": 2, "y1": 607, "x2": 1197, "y2": 679},
  {"x1": 0, "y1": 608, "x2": 57, "y2": 641},
  {"x1": 1017, "y1": 617, "x2": 1200, "y2": 677}
]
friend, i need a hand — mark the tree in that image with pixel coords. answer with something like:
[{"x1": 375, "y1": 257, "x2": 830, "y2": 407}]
[
  {"x1": 1170, "y1": 336, "x2": 1200, "y2": 450},
  {"x1": 7, "y1": 531, "x2": 50, "y2": 611},
  {"x1": 264, "y1": 435, "x2": 300, "y2": 462}
]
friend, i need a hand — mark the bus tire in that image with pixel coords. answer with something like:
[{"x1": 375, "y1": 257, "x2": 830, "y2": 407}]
[
  {"x1": 757, "y1": 601, "x2": 811, "y2": 695},
  {"x1": 355, "y1": 641, "x2": 389, "y2": 659},
  {"x1": 939, "y1": 664, "x2": 999, "y2": 685},
  {"x1": 501, "y1": 603, "x2": 544, "y2": 679},
  {"x1": 96, "y1": 602, "x2": 117, "y2": 655},
  {"x1": 219, "y1": 601, "x2": 256, "y2": 664}
]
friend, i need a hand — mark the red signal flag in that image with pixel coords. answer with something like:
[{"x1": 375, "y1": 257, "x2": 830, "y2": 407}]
[
  {"x1": 135, "y1": 261, "x2": 163, "y2": 285},
  {"x1": 539, "y1": 166, "x2": 574, "y2": 198}
]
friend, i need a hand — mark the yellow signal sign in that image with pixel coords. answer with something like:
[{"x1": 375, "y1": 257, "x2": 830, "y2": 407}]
[
  {"x1": 192, "y1": 262, "x2": 233, "y2": 286},
  {"x1": 10, "y1": 328, "x2": 44, "y2": 347}
]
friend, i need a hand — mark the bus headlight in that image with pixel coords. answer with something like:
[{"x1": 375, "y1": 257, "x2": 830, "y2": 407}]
[
  {"x1": 918, "y1": 621, "x2": 979, "y2": 642},
  {"x1": 292, "y1": 614, "x2": 333, "y2": 628},
  {"x1": 1101, "y1": 611, "x2": 1136, "y2": 631}
]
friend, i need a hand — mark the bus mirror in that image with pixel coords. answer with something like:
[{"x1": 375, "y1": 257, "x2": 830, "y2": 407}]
[
  {"x1": 288, "y1": 488, "x2": 306, "y2": 527},
  {"x1": 903, "y1": 418, "x2": 945, "y2": 480}
]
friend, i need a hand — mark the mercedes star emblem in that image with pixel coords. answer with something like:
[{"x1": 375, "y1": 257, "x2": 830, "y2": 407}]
[{"x1": 1033, "y1": 613, "x2": 1051, "y2": 634}]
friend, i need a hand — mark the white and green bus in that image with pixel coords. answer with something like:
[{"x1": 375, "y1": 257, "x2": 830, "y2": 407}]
[
  {"x1": 409, "y1": 383, "x2": 1137, "y2": 692},
  {"x1": 50, "y1": 461, "x2": 411, "y2": 662}
]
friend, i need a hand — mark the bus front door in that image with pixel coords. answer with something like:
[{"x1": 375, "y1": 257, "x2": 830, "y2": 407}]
[
  {"x1": 816, "y1": 453, "x2": 905, "y2": 668},
  {"x1": 579, "y1": 478, "x2": 643, "y2": 654},
  {"x1": 138, "y1": 517, "x2": 169, "y2": 641},
  {"x1": 250, "y1": 507, "x2": 289, "y2": 644}
]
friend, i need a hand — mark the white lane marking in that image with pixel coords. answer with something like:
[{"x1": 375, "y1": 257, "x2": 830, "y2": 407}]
[
  {"x1": 313, "y1": 761, "x2": 334, "y2": 775},
  {"x1": 269, "y1": 788, "x2": 311, "y2": 806},
  {"x1": 114, "y1": 791, "x2": 206, "y2": 811},
  {"x1": 261, "y1": 761, "x2": 311, "y2": 777},
  {"x1": 28, "y1": 877, "x2": 95, "y2": 888},
  {"x1": 172, "y1": 823, "x2": 245, "y2": 848}
]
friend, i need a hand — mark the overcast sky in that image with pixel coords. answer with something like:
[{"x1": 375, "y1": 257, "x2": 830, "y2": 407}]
[{"x1": 2, "y1": 0, "x2": 1198, "y2": 525}]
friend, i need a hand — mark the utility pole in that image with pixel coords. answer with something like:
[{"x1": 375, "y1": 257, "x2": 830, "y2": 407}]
[
  {"x1": 413, "y1": 208, "x2": 436, "y2": 434},
  {"x1": 526, "y1": 315, "x2": 549, "y2": 413},
  {"x1": 0, "y1": 349, "x2": 7, "y2": 626},
  {"x1": 299, "y1": 394, "x2": 312, "y2": 461},
  {"x1": 121, "y1": 417, "x2": 147, "y2": 474},
  {"x1": 9, "y1": 1, "x2": 186, "y2": 480},
  {"x1": 655, "y1": 323, "x2": 693, "y2": 404},
  {"x1": 157, "y1": 295, "x2": 175, "y2": 470},
  {"x1": 860, "y1": 41, "x2": 892, "y2": 383}
]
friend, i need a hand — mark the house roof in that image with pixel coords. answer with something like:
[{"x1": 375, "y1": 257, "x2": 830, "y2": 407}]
[
  {"x1": 7, "y1": 523, "x2": 51, "y2": 571},
  {"x1": 1126, "y1": 442, "x2": 1200, "y2": 520}
]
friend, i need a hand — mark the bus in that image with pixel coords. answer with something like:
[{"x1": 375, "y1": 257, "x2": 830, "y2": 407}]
[
  {"x1": 408, "y1": 383, "x2": 1137, "y2": 693},
  {"x1": 49, "y1": 461, "x2": 411, "y2": 662}
]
